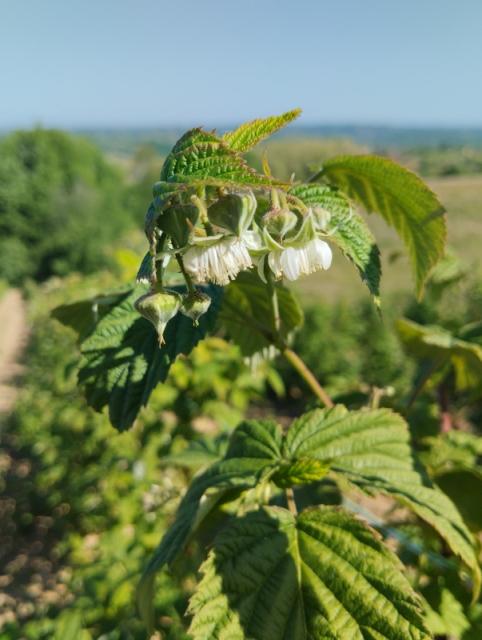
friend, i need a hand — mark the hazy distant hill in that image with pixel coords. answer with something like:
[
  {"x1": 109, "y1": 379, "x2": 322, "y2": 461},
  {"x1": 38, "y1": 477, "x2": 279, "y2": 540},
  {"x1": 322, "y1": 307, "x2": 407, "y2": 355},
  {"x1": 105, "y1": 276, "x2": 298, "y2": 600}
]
[{"x1": 77, "y1": 124, "x2": 482, "y2": 156}]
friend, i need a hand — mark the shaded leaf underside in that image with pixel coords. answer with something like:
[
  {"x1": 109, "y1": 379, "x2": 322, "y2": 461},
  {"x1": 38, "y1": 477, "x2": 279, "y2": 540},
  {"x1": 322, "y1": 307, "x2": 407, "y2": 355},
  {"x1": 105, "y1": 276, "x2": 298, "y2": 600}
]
[{"x1": 316, "y1": 155, "x2": 446, "y2": 296}]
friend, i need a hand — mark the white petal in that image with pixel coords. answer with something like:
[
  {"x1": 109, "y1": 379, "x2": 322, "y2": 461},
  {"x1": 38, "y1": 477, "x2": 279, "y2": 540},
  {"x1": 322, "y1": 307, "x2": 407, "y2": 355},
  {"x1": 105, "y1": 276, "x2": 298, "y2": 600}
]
[
  {"x1": 280, "y1": 247, "x2": 301, "y2": 281},
  {"x1": 312, "y1": 238, "x2": 332, "y2": 270},
  {"x1": 268, "y1": 251, "x2": 283, "y2": 279}
]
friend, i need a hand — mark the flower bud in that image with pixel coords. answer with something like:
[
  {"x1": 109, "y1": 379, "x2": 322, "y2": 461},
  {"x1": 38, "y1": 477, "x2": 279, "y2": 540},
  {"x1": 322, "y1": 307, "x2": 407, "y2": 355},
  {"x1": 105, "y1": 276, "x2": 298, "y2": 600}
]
[
  {"x1": 134, "y1": 289, "x2": 181, "y2": 345},
  {"x1": 207, "y1": 191, "x2": 257, "y2": 236},
  {"x1": 312, "y1": 206, "x2": 331, "y2": 232},
  {"x1": 262, "y1": 208, "x2": 298, "y2": 238},
  {"x1": 180, "y1": 290, "x2": 212, "y2": 326}
]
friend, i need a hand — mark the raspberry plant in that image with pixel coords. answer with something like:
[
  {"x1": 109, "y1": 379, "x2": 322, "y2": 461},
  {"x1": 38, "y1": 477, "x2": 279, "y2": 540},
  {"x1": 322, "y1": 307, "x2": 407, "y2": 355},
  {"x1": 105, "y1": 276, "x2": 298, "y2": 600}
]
[{"x1": 54, "y1": 110, "x2": 479, "y2": 639}]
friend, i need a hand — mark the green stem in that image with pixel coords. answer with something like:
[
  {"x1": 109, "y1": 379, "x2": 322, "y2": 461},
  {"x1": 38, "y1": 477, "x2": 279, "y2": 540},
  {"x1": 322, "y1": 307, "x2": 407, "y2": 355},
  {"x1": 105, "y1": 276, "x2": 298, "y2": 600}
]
[
  {"x1": 175, "y1": 253, "x2": 195, "y2": 294},
  {"x1": 282, "y1": 347, "x2": 334, "y2": 408},
  {"x1": 266, "y1": 272, "x2": 281, "y2": 332}
]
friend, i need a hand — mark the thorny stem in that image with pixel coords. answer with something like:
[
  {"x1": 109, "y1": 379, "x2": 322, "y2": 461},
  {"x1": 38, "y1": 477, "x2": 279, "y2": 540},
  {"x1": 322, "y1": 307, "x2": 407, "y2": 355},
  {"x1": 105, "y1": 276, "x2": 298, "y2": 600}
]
[{"x1": 175, "y1": 253, "x2": 195, "y2": 294}]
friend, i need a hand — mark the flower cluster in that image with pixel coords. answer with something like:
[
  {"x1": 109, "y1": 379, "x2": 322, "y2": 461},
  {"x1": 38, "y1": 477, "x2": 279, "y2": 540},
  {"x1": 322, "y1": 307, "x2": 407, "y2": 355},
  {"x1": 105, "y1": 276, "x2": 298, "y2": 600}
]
[{"x1": 135, "y1": 185, "x2": 336, "y2": 344}]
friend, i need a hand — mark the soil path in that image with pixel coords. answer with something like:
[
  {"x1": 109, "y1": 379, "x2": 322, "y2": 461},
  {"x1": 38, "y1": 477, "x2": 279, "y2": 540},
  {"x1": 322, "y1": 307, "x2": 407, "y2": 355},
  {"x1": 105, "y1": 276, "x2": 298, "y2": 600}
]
[{"x1": 0, "y1": 289, "x2": 28, "y2": 414}]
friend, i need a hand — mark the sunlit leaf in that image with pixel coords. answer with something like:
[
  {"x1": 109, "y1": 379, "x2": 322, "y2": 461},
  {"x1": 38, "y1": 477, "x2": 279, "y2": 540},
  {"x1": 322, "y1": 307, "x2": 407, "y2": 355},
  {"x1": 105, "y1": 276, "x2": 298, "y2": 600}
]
[
  {"x1": 188, "y1": 506, "x2": 430, "y2": 639},
  {"x1": 223, "y1": 108, "x2": 302, "y2": 152},
  {"x1": 159, "y1": 128, "x2": 278, "y2": 187},
  {"x1": 285, "y1": 406, "x2": 481, "y2": 594}
]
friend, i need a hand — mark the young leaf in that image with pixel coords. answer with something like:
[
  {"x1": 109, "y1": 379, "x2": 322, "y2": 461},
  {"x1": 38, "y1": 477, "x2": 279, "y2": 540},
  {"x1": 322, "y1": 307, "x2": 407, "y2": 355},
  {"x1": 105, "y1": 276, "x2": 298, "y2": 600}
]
[
  {"x1": 159, "y1": 128, "x2": 279, "y2": 187},
  {"x1": 290, "y1": 183, "x2": 381, "y2": 302},
  {"x1": 223, "y1": 108, "x2": 302, "y2": 152},
  {"x1": 218, "y1": 271, "x2": 304, "y2": 356},
  {"x1": 77, "y1": 285, "x2": 222, "y2": 430},
  {"x1": 285, "y1": 406, "x2": 481, "y2": 595},
  {"x1": 313, "y1": 155, "x2": 446, "y2": 296},
  {"x1": 397, "y1": 318, "x2": 482, "y2": 391},
  {"x1": 188, "y1": 506, "x2": 430, "y2": 640}
]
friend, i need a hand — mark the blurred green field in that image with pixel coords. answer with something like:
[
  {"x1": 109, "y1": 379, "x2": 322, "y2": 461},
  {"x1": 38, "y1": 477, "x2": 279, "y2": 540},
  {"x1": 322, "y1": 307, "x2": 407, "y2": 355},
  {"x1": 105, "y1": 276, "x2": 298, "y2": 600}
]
[{"x1": 296, "y1": 174, "x2": 482, "y2": 302}]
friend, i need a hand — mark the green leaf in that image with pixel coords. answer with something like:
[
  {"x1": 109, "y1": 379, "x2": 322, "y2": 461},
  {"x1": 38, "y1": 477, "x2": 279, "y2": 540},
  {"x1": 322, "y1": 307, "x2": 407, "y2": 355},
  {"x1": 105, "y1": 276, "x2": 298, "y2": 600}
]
[
  {"x1": 77, "y1": 285, "x2": 222, "y2": 430},
  {"x1": 218, "y1": 271, "x2": 304, "y2": 356},
  {"x1": 223, "y1": 109, "x2": 302, "y2": 152},
  {"x1": 397, "y1": 318, "x2": 482, "y2": 391},
  {"x1": 159, "y1": 128, "x2": 278, "y2": 187},
  {"x1": 188, "y1": 506, "x2": 430, "y2": 640},
  {"x1": 285, "y1": 406, "x2": 481, "y2": 594},
  {"x1": 314, "y1": 155, "x2": 446, "y2": 296},
  {"x1": 290, "y1": 183, "x2": 381, "y2": 302},
  {"x1": 52, "y1": 289, "x2": 131, "y2": 342},
  {"x1": 137, "y1": 419, "x2": 282, "y2": 633}
]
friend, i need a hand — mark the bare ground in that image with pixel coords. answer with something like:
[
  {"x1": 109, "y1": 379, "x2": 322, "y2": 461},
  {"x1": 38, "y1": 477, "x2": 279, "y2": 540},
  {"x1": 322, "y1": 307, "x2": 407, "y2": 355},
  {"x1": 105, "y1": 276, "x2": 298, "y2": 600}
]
[{"x1": 0, "y1": 290, "x2": 29, "y2": 415}]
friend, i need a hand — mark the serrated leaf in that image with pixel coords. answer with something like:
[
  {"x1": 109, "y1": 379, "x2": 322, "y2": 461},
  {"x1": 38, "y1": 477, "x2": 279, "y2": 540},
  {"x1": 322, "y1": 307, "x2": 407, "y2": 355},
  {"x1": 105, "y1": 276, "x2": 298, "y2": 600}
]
[
  {"x1": 397, "y1": 318, "x2": 482, "y2": 391},
  {"x1": 188, "y1": 506, "x2": 430, "y2": 640},
  {"x1": 77, "y1": 285, "x2": 222, "y2": 430},
  {"x1": 290, "y1": 183, "x2": 381, "y2": 302},
  {"x1": 218, "y1": 271, "x2": 304, "y2": 357},
  {"x1": 137, "y1": 419, "x2": 282, "y2": 633},
  {"x1": 159, "y1": 128, "x2": 278, "y2": 188},
  {"x1": 314, "y1": 155, "x2": 446, "y2": 296},
  {"x1": 223, "y1": 108, "x2": 302, "y2": 152},
  {"x1": 285, "y1": 406, "x2": 480, "y2": 594}
]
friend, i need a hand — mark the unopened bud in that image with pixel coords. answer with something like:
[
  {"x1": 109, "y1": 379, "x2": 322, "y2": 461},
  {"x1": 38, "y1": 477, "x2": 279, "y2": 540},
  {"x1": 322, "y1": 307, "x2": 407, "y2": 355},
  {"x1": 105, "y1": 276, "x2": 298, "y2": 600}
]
[
  {"x1": 262, "y1": 208, "x2": 298, "y2": 238},
  {"x1": 312, "y1": 206, "x2": 331, "y2": 232},
  {"x1": 207, "y1": 191, "x2": 257, "y2": 235},
  {"x1": 180, "y1": 290, "x2": 211, "y2": 326},
  {"x1": 135, "y1": 289, "x2": 181, "y2": 345}
]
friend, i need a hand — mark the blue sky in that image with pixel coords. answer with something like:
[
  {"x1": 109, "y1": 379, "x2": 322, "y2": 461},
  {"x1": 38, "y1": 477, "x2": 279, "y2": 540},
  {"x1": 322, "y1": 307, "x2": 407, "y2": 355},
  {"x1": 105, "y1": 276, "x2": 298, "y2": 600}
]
[{"x1": 1, "y1": 0, "x2": 481, "y2": 128}]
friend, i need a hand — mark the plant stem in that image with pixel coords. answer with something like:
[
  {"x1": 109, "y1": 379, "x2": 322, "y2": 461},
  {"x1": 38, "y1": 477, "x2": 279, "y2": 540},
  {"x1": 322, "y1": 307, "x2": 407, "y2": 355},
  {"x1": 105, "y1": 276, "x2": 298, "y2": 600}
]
[
  {"x1": 282, "y1": 347, "x2": 334, "y2": 408},
  {"x1": 285, "y1": 487, "x2": 297, "y2": 515},
  {"x1": 266, "y1": 273, "x2": 281, "y2": 332},
  {"x1": 175, "y1": 253, "x2": 195, "y2": 294}
]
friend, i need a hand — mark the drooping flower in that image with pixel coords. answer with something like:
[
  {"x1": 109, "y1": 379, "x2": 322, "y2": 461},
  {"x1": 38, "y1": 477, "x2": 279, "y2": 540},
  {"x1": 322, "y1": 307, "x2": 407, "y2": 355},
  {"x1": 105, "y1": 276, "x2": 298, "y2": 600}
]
[
  {"x1": 183, "y1": 236, "x2": 253, "y2": 285},
  {"x1": 258, "y1": 211, "x2": 333, "y2": 282},
  {"x1": 267, "y1": 238, "x2": 332, "y2": 281}
]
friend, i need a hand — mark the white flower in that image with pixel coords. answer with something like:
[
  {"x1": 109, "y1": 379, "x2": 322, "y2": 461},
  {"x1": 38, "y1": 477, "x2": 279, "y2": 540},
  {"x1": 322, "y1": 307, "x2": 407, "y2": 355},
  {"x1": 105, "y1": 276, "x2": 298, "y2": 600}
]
[
  {"x1": 267, "y1": 238, "x2": 332, "y2": 281},
  {"x1": 183, "y1": 236, "x2": 252, "y2": 285}
]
